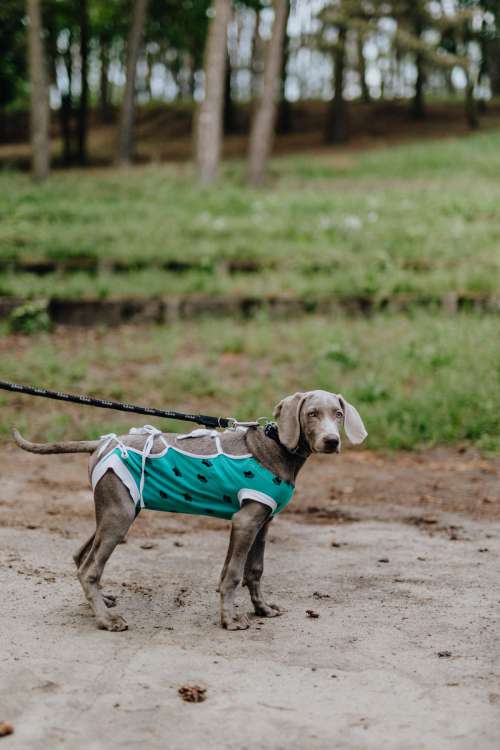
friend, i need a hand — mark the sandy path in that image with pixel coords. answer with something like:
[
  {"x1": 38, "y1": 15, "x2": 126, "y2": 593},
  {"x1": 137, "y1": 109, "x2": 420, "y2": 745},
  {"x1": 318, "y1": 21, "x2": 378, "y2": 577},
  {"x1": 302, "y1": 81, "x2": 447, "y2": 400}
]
[{"x1": 1, "y1": 447, "x2": 499, "y2": 749}]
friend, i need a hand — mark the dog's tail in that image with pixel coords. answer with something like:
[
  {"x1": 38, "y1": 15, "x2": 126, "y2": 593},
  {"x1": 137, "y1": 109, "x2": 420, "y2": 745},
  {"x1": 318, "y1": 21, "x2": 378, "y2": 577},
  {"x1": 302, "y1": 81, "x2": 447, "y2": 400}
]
[{"x1": 12, "y1": 427, "x2": 100, "y2": 455}]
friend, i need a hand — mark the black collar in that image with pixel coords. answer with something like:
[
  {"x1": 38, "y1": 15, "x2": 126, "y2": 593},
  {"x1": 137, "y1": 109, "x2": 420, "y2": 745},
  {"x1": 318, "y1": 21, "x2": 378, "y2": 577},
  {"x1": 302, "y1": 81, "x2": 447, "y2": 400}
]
[
  {"x1": 263, "y1": 421, "x2": 280, "y2": 443},
  {"x1": 264, "y1": 421, "x2": 310, "y2": 459}
]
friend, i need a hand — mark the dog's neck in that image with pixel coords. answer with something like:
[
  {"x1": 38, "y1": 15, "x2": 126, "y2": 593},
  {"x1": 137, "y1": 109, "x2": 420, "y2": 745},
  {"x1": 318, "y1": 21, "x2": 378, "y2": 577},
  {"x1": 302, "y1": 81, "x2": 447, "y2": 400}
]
[{"x1": 245, "y1": 427, "x2": 309, "y2": 485}]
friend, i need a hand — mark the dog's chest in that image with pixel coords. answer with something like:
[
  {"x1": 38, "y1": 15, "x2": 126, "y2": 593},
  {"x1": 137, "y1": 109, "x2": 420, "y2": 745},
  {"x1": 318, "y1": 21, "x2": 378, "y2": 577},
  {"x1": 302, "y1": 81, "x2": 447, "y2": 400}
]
[{"x1": 110, "y1": 445, "x2": 295, "y2": 520}]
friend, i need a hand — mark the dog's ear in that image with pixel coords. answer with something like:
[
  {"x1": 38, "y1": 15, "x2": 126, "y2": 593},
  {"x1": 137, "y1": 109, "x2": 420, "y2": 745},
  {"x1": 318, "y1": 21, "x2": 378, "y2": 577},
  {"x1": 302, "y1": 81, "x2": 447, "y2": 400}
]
[
  {"x1": 273, "y1": 392, "x2": 307, "y2": 451},
  {"x1": 337, "y1": 395, "x2": 367, "y2": 444}
]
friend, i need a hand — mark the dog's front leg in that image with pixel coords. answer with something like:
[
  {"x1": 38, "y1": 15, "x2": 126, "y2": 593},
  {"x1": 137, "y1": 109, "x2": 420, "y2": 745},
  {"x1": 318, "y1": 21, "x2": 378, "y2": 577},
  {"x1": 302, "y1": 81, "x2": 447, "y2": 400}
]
[
  {"x1": 219, "y1": 500, "x2": 270, "y2": 630},
  {"x1": 243, "y1": 520, "x2": 282, "y2": 618}
]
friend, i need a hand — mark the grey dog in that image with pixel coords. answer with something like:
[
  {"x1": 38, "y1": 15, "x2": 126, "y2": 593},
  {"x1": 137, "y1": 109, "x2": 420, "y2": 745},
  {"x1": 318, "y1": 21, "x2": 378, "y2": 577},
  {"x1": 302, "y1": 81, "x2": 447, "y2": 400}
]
[{"x1": 13, "y1": 390, "x2": 367, "y2": 632}]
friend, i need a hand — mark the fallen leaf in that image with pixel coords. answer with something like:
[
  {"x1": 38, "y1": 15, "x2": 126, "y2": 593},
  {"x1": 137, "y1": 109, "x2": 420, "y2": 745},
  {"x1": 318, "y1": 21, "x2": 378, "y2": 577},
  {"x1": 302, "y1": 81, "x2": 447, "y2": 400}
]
[
  {"x1": 306, "y1": 609, "x2": 320, "y2": 618},
  {"x1": 178, "y1": 685, "x2": 207, "y2": 703},
  {"x1": 0, "y1": 722, "x2": 14, "y2": 737}
]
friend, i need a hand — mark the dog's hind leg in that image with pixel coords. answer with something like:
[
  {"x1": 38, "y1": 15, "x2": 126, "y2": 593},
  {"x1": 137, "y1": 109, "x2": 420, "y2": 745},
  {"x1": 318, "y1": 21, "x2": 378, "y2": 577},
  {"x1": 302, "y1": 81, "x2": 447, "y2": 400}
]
[
  {"x1": 216, "y1": 533, "x2": 234, "y2": 593},
  {"x1": 73, "y1": 533, "x2": 95, "y2": 569},
  {"x1": 243, "y1": 520, "x2": 282, "y2": 618},
  {"x1": 76, "y1": 472, "x2": 136, "y2": 631},
  {"x1": 74, "y1": 535, "x2": 117, "y2": 608}
]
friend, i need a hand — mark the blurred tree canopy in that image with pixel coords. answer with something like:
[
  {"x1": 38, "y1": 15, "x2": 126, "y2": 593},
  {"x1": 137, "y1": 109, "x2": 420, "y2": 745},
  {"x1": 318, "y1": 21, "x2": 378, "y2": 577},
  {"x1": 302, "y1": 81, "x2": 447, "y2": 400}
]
[
  {"x1": 2, "y1": 0, "x2": 499, "y2": 178},
  {"x1": 3, "y1": 0, "x2": 498, "y2": 110},
  {"x1": 0, "y1": 0, "x2": 27, "y2": 108}
]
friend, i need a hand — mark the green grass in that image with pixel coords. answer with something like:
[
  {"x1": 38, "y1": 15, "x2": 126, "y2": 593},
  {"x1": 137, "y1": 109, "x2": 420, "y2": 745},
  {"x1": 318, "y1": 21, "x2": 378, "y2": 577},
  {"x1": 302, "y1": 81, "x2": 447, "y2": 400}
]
[
  {"x1": 1, "y1": 131, "x2": 498, "y2": 451},
  {"x1": 0, "y1": 312, "x2": 498, "y2": 452},
  {"x1": 1, "y1": 129, "x2": 500, "y2": 299},
  {"x1": 0, "y1": 261, "x2": 496, "y2": 301}
]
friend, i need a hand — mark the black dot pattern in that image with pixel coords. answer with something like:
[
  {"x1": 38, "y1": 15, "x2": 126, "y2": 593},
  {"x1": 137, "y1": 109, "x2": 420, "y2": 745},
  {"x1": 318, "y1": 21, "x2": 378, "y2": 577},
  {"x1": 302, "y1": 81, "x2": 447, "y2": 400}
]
[{"x1": 141, "y1": 450, "x2": 292, "y2": 520}]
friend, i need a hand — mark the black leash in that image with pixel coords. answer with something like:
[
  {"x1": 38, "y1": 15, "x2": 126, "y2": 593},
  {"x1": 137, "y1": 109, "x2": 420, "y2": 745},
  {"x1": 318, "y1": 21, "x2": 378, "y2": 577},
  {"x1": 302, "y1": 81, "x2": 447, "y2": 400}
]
[{"x1": 0, "y1": 379, "x2": 262, "y2": 431}]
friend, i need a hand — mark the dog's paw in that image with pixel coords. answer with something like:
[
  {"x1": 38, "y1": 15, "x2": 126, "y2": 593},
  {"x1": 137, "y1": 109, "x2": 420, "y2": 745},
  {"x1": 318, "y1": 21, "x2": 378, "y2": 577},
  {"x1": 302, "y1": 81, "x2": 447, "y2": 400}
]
[
  {"x1": 222, "y1": 613, "x2": 250, "y2": 631},
  {"x1": 254, "y1": 603, "x2": 283, "y2": 618},
  {"x1": 97, "y1": 614, "x2": 128, "y2": 632}
]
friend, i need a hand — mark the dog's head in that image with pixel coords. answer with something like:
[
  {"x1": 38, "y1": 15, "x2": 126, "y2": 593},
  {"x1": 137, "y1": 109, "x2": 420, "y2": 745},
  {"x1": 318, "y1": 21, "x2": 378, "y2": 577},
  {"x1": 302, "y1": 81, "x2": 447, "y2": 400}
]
[{"x1": 273, "y1": 390, "x2": 367, "y2": 455}]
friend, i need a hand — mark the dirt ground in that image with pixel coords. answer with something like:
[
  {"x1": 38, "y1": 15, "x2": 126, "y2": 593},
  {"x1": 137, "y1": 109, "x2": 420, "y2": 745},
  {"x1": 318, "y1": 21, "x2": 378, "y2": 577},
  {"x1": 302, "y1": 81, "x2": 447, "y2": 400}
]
[{"x1": 1, "y1": 445, "x2": 499, "y2": 749}]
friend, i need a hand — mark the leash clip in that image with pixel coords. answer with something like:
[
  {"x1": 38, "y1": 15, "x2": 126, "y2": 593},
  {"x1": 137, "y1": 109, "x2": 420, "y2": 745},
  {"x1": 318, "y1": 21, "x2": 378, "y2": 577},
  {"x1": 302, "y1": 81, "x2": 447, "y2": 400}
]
[{"x1": 223, "y1": 417, "x2": 263, "y2": 430}]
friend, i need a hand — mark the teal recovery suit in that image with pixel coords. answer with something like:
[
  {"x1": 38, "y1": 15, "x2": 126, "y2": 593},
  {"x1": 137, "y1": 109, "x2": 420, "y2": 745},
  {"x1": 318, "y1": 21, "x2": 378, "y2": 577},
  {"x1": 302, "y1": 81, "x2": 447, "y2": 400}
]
[{"x1": 91, "y1": 426, "x2": 295, "y2": 520}]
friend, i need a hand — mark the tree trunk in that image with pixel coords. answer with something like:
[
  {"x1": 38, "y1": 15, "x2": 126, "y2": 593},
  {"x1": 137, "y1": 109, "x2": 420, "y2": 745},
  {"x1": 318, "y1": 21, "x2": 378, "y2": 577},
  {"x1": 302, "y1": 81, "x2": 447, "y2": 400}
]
[
  {"x1": 477, "y1": 25, "x2": 488, "y2": 114},
  {"x1": 224, "y1": 51, "x2": 236, "y2": 133},
  {"x1": 99, "y1": 37, "x2": 111, "y2": 120},
  {"x1": 276, "y1": 0, "x2": 292, "y2": 134},
  {"x1": 60, "y1": 33, "x2": 74, "y2": 164},
  {"x1": 250, "y1": 10, "x2": 263, "y2": 99},
  {"x1": 357, "y1": 32, "x2": 370, "y2": 103},
  {"x1": 145, "y1": 49, "x2": 154, "y2": 100},
  {"x1": 117, "y1": 0, "x2": 149, "y2": 165},
  {"x1": 27, "y1": 0, "x2": 50, "y2": 180},
  {"x1": 325, "y1": 25, "x2": 348, "y2": 143},
  {"x1": 411, "y1": 54, "x2": 425, "y2": 119},
  {"x1": 411, "y1": 17, "x2": 425, "y2": 120},
  {"x1": 179, "y1": 52, "x2": 193, "y2": 100},
  {"x1": 465, "y1": 70, "x2": 478, "y2": 129},
  {"x1": 444, "y1": 68, "x2": 455, "y2": 96},
  {"x1": 77, "y1": 0, "x2": 89, "y2": 164},
  {"x1": 246, "y1": 0, "x2": 288, "y2": 186},
  {"x1": 195, "y1": 0, "x2": 231, "y2": 184},
  {"x1": 189, "y1": 64, "x2": 196, "y2": 99},
  {"x1": 59, "y1": 94, "x2": 73, "y2": 165},
  {"x1": 487, "y1": 38, "x2": 500, "y2": 96}
]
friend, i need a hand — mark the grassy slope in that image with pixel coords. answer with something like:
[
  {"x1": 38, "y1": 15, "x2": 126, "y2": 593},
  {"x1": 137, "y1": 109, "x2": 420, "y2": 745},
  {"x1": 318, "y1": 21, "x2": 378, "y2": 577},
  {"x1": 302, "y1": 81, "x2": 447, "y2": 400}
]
[
  {"x1": 0, "y1": 313, "x2": 498, "y2": 452},
  {"x1": 1, "y1": 130, "x2": 500, "y2": 299},
  {"x1": 0, "y1": 130, "x2": 498, "y2": 451}
]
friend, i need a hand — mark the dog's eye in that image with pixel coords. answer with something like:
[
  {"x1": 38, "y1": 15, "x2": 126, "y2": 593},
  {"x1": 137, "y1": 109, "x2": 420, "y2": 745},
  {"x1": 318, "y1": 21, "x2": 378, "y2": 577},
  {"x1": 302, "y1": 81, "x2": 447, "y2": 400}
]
[
  {"x1": 336, "y1": 410, "x2": 344, "y2": 420},
  {"x1": 308, "y1": 409, "x2": 318, "y2": 418}
]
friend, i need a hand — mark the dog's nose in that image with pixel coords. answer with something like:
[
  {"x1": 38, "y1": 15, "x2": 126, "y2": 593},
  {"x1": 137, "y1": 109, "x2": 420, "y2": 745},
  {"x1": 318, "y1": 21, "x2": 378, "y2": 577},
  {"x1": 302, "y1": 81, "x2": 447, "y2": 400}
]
[{"x1": 323, "y1": 436, "x2": 340, "y2": 452}]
